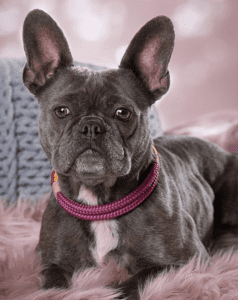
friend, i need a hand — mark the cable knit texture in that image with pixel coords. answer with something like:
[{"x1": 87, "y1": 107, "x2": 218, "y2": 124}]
[{"x1": 0, "y1": 58, "x2": 163, "y2": 202}]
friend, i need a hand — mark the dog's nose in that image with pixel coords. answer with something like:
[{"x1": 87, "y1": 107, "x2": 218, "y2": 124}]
[{"x1": 79, "y1": 116, "x2": 106, "y2": 138}]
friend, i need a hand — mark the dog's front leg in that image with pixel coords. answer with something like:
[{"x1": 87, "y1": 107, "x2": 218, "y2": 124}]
[
  {"x1": 115, "y1": 265, "x2": 166, "y2": 300},
  {"x1": 41, "y1": 264, "x2": 72, "y2": 290}
]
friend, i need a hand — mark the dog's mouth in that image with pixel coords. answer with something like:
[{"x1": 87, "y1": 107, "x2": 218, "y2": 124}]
[
  {"x1": 72, "y1": 149, "x2": 110, "y2": 184},
  {"x1": 70, "y1": 147, "x2": 130, "y2": 186},
  {"x1": 75, "y1": 149, "x2": 105, "y2": 173},
  {"x1": 52, "y1": 142, "x2": 131, "y2": 186}
]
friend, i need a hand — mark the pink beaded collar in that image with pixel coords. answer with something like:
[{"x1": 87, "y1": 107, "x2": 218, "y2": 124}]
[{"x1": 51, "y1": 146, "x2": 160, "y2": 221}]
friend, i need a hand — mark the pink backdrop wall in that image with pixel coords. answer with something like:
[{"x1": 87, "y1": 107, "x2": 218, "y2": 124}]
[{"x1": 0, "y1": 0, "x2": 237, "y2": 131}]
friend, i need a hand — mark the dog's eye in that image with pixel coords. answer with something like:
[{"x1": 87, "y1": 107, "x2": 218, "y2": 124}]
[
  {"x1": 54, "y1": 107, "x2": 71, "y2": 118},
  {"x1": 115, "y1": 108, "x2": 131, "y2": 121}
]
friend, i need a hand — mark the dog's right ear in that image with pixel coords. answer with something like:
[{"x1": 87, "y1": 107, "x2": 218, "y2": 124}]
[{"x1": 22, "y1": 9, "x2": 73, "y2": 95}]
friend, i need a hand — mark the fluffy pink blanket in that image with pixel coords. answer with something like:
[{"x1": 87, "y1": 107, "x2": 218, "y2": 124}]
[
  {"x1": 164, "y1": 111, "x2": 238, "y2": 153},
  {"x1": 1, "y1": 111, "x2": 238, "y2": 300}
]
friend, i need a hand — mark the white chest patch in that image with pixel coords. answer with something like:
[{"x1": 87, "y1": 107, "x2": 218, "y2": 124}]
[{"x1": 77, "y1": 186, "x2": 119, "y2": 266}]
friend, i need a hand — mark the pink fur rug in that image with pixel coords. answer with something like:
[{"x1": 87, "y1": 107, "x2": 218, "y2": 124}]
[
  {"x1": 165, "y1": 110, "x2": 238, "y2": 153},
  {"x1": 1, "y1": 195, "x2": 238, "y2": 300}
]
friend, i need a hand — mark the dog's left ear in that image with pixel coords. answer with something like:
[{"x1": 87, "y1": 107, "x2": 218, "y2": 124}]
[
  {"x1": 120, "y1": 16, "x2": 175, "y2": 102},
  {"x1": 22, "y1": 9, "x2": 73, "y2": 95}
]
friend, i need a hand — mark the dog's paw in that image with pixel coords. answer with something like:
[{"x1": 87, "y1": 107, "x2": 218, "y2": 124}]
[
  {"x1": 41, "y1": 264, "x2": 70, "y2": 290},
  {"x1": 114, "y1": 279, "x2": 140, "y2": 300},
  {"x1": 114, "y1": 265, "x2": 164, "y2": 299}
]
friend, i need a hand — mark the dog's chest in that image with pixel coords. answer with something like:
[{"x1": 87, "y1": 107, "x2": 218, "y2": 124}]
[{"x1": 77, "y1": 186, "x2": 119, "y2": 266}]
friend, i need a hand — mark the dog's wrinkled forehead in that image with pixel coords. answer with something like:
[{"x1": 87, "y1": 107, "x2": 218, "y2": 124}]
[{"x1": 43, "y1": 67, "x2": 145, "y2": 112}]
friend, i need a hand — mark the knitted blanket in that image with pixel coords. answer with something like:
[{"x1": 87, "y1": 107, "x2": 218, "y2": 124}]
[{"x1": 0, "y1": 58, "x2": 162, "y2": 203}]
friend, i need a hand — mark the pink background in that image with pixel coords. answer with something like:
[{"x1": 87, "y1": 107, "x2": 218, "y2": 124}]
[{"x1": 0, "y1": 0, "x2": 237, "y2": 131}]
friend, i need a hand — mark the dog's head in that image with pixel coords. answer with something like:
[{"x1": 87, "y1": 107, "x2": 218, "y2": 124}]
[{"x1": 22, "y1": 10, "x2": 174, "y2": 187}]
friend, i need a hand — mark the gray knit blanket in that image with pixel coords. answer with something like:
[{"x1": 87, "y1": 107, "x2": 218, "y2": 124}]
[{"x1": 0, "y1": 58, "x2": 163, "y2": 203}]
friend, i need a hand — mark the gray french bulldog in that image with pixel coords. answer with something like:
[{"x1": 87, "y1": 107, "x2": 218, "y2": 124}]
[{"x1": 22, "y1": 9, "x2": 238, "y2": 300}]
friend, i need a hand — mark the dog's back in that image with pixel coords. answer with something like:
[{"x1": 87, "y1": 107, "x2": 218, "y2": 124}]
[{"x1": 155, "y1": 135, "x2": 238, "y2": 247}]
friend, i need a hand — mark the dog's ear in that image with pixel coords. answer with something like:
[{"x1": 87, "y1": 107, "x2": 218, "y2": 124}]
[
  {"x1": 120, "y1": 16, "x2": 174, "y2": 102},
  {"x1": 22, "y1": 9, "x2": 73, "y2": 95}
]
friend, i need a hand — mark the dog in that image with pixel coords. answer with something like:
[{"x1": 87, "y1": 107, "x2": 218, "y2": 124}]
[{"x1": 22, "y1": 9, "x2": 238, "y2": 299}]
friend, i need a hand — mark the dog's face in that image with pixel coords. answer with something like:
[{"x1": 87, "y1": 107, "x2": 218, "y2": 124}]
[
  {"x1": 35, "y1": 68, "x2": 151, "y2": 187},
  {"x1": 22, "y1": 10, "x2": 174, "y2": 187}
]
